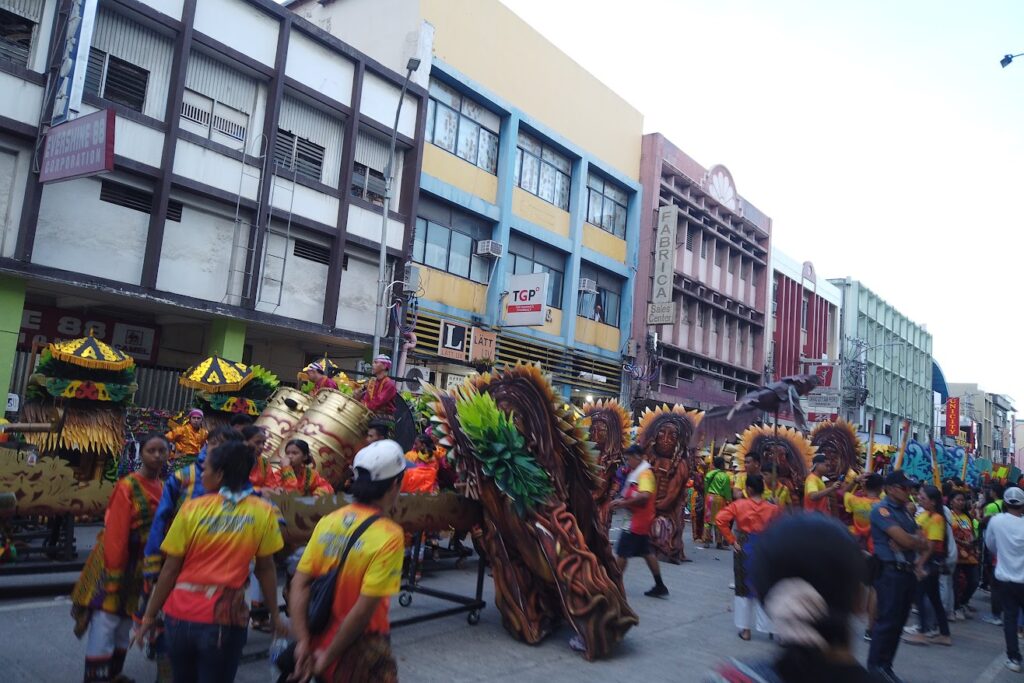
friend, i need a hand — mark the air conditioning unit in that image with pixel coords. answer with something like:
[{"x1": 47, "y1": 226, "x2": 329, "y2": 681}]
[
  {"x1": 476, "y1": 240, "x2": 504, "y2": 258},
  {"x1": 578, "y1": 278, "x2": 598, "y2": 293},
  {"x1": 403, "y1": 365, "x2": 434, "y2": 393}
]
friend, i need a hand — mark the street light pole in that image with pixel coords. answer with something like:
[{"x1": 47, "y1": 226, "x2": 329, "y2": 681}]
[{"x1": 372, "y1": 57, "x2": 421, "y2": 360}]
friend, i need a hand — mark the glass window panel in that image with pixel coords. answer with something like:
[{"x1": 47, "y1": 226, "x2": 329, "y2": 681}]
[
  {"x1": 470, "y1": 254, "x2": 489, "y2": 283},
  {"x1": 587, "y1": 173, "x2": 603, "y2": 191},
  {"x1": 425, "y1": 98, "x2": 435, "y2": 143},
  {"x1": 517, "y1": 131, "x2": 542, "y2": 156},
  {"x1": 587, "y1": 190, "x2": 602, "y2": 225},
  {"x1": 604, "y1": 291, "x2": 620, "y2": 323},
  {"x1": 542, "y1": 146, "x2": 570, "y2": 173},
  {"x1": 448, "y1": 232, "x2": 472, "y2": 278},
  {"x1": 578, "y1": 292, "x2": 595, "y2": 319},
  {"x1": 513, "y1": 255, "x2": 533, "y2": 275},
  {"x1": 554, "y1": 171, "x2": 571, "y2": 210},
  {"x1": 520, "y1": 153, "x2": 540, "y2": 194},
  {"x1": 600, "y1": 197, "x2": 616, "y2": 229},
  {"x1": 612, "y1": 202, "x2": 627, "y2": 238},
  {"x1": 605, "y1": 183, "x2": 628, "y2": 205},
  {"x1": 547, "y1": 269, "x2": 563, "y2": 308},
  {"x1": 425, "y1": 222, "x2": 449, "y2": 270},
  {"x1": 413, "y1": 217, "x2": 426, "y2": 263},
  {"x1": 456, "y1": 118, "x2": 479, "y2": 165},
  {"x1": 538, "y1": 163, "x2": 557, "y2": 203},
  {"x1": 433, "y1": 104, "x2": 458, "y2": 153},
  {"x1": 428, "y1": 79, "x2": 459, "y2": 108},
  {"x1": 478, "y1": 128, "x2": 498, "y2": 174}
]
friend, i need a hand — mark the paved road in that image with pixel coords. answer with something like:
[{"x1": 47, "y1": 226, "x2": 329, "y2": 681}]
[{"x1": 0, "y1": 532, "x2": 1016, "y2": 682}]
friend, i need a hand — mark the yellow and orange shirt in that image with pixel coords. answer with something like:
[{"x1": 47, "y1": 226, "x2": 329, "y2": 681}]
[
  {"x1": 625, "y1": 469, "x2": 657, "y2": 535},
  {"x1": 165, "y1": 424, "x2": 208, "y2": 458},
  {"x1": 160, "y1": 492, "x2": 283, "y2": 624},
  {"x1": 916, "y1": 510, "x2": 946, "y2": 556},
  {"x1": 804, "y1": 473, "x2": 828, "y2": 513},
  {"x1": 844, "y1": 492, "x2": 880, "y2": 552},
  {"x1": 298, "y1": 504, "x2": 403, "y2": 678}
]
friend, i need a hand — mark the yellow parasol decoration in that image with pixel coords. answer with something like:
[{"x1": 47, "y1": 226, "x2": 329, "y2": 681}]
[
  {"x1": 49, "y1": 334, "x2": 135, "y2": 371},
  {"x1": 179, "y1": 355, "x2": 253, "y2": 393}
]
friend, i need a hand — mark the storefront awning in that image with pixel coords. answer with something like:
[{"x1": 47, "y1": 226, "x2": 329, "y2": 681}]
[{"x1": 932, "y1": 360, "x2": 949, "y2": 402}]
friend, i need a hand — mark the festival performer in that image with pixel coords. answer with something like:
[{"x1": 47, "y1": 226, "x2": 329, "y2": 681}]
[
  {"x1": 689, "y1": 452, "x2": 706, "y2": 545},
  {"x1": 71, "y1": 433, "x2": 169, "y2": 683},
  {"x1": 355, "y1": 355, "x2": 398, "y2": 418},
  {"x1": 810, "y1": 419, "x2": 864, "y2": 523},
  {"x1": 703, "y1": 456, "x2": 733, "y2": 549},
  {"x1": 805, "y1": 454, "x2": 844, "y2": 514},
  {"x1": 611, "y1": 446, "x2": 669, "y2": 597},
  {"x1": 164, "y1": 409, "x2": 208, "y2": 466},
  {"x1": 251, "y1": 439, "x2": 335, "y2": 497},
  {"x1": 635, "y1": 405, "x2": 703, "y2": 563},
  {"x1": 733, "y1": 425, "x2": 814, "y2": 508},
  {"x1": 949, "y1": 490, "x2": 980, "y2": 621},
  {"x1": 844, "y1": 472, "x2": 884, "y2": 640},
  {"x1": 136, "y1": 441, "x2": 286, "y2": 681},
  {"x1": 582, "y1": 399, "x2": 631, "y2": 534},
  {"x1": 402, "y1": 434, "x2": 441, "y2": 495},
  {"x1": 304, "y1": 360, "x2": 338, "y2": 397},
  {"x1": 716, "y1": 473, "x2": 781, "y2": 641}
]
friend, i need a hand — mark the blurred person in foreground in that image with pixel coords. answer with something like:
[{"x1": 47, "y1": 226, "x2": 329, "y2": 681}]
[
  {"x1": 705, "y1": 515, "x2": 883, "y2": 683},
  {"x1": 984, "y1": 486, "x2": 1024, "y2": 673}
]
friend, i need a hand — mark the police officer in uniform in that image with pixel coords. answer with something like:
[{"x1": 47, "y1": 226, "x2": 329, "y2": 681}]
[{"x1": 867, "y1": 470, "x2": 929, "y2": 683}]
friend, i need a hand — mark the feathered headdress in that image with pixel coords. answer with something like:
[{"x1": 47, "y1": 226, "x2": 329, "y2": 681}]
[
  {"x1": 636, "y1": 405, "x2": 704, "y2": 458},
  {"x1": 810, "y1": 419, "x2": 864, "y2": 475},
  {"x1": 582, "y1": 399, "x2": 632, "y2": 453},
  {"x1": 734, "y1": 424, "x2": 816, "y2": 480}
]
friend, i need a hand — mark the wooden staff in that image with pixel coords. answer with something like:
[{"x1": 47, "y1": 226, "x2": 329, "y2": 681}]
[
  {"x1": 929, "y1": 437, "x2": 942, "y2": 488},
  {"x1": 894, "y1": 418, "x2": 911, "y2": 470},
  {"x1": 865, "y1": 419, "x2": 876, "y2": 473}
]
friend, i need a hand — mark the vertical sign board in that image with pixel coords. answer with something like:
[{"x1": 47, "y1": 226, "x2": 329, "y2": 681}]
[
  {"x1": 648, "y1": 205, "x2": 677, "y2": 325},
  {"x1": 946, "y1": 397, "x2": 960, "y2": 437},
  {"x1": 804, "y1": 362, "x2": 841, "y2": 421},
  {"x1": 39, "y1": 109, "x2": 115, "y2": 183},
  {"x1": 438, "y1": 320, "x2": 468, "y2": 361},
  {"x1": 470, "y1": 328, "x2": 497, "y2": 363},
  {"x1": 504, "y1": 272, "x2": 549, "y2": 327},
  {"x1": 52, "y1": 0, "x2": 100, "y2": 126}
]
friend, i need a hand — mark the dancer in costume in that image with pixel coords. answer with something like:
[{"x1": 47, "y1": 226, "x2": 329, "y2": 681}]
[
  {"x1": 165, "y1": 409, "x2": 208, "y2": 467},
  {"x1": 716, "y1": 473, "x2": 781, "y2": 640},
  {"x1": 733, "y1": 424, "x2": 815, "y2": 508},
  {"x1": 810, "y1": 418, "x2": 864, "y2": 522},
  {"x1": 582, "y1": 399, "x2": 631, "y2": 534},
  {"x1": 303, "y1": 360, "x2": 338, "y2": 396},
  {"x1": 402, "y1": 434, "x2": 441, "y2": 494},
  {"x1": 72, "y1": 433, "x2": 169, "y2": 683},
  {"x1": 703, "y1": 456, "x2": 733, "y2": 548},
  {"x1": 636, "y1": 405, "x2": 704, "y2": 563},
  {"x1": 356, "y1": 355, "x2": 398, "y2": 418},
  {"x1": 251, "y1": 439, "x2": 334, "y2": 497}
]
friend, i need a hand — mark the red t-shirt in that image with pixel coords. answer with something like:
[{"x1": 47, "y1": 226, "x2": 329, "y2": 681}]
[{"x1": 625, "y1": 468, "x2": 657, "y2": 535}]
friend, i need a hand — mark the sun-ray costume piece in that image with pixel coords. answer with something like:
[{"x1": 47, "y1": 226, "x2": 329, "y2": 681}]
[
  {"x1": 734, "y1": 425, "x2": 816, "y2": 507},
  {"x1": 581, "y1": 399, "x2": 632, "y2": 534},
  {"x1": 809, "y1": 419, "x2": 864, "y2": 520},
  {"x1": 431, "y1": 365, "x2": 637, "y2": 660},
  {"x1": 636, "y1": 405, "x2": 703, "y2": 563}
]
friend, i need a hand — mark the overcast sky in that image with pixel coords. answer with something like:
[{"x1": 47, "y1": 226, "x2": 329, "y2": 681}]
[{"x1": 499, "y1": 0, "x2": 1024, "y2": 407}]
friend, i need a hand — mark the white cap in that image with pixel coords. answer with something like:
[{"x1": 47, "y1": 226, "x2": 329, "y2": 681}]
[
  {"x1": 1005, "y1": 487, "x2": 1024, "y2": 507},
  {"x1": 353, "y1": 439, "x2": 408, "y2": 481}
]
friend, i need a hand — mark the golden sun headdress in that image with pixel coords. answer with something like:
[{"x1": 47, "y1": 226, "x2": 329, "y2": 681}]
[
  {"x1": 636, "y1": 405, "x2": 704, "y2": 456},
  {"x1": 734, "y1": 424, "x2": 816, "y2": 479},
  {"x1": 809, "y1": 418, "x2": 864, "y2": 475},
  {"x1": 581, "y1": 399, "x2": 632, "y2": 453}
]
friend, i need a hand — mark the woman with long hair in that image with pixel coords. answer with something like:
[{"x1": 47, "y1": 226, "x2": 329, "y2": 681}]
[
  {"x1": 71, "y1": 433, "x2": 169, "y2": 682},
  {"x1": 903, "y1": 485, "x2": 953, "y2": 646},
  {"x1": 136, "y1": 441, "x2": 285, "y2": 681},
  {"x1": 949, "y1": 490, "x2": 980, "y2": 620},
  {"x1": 706, "y1": 515, "x2": 881, "y2": 682}
]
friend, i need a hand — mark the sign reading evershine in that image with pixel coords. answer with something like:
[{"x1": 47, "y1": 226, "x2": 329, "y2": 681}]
[
  {"x1": 504, "y1": 272, "x2": 549, "y2": 326},
  {"x1": 39, "y1": 109, "x2": 114, "y2": 183}
]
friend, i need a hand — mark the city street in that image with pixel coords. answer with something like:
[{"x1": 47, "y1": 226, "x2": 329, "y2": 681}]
[{"x1": 0, "y1": 525, "x2": 1015, "y2": 683}]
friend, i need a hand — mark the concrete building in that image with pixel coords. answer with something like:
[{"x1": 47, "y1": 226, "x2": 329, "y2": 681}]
[
  {"x1": 829, "y1": 278, "x2": 933, "y2": 443},
  {"x1": 289, "y1": 0, "x2": 643, "y2": 402},
  {"x1": 767, "y1": 250, "x2": 841, "y2": 421},
  {"x1": 632, "y1": 134, "x2": 771, "y2": 410},
  {"x1": 0, "y1": 0, "x2": 432, "y2": 404},
  {"x1": 947, "y1": 384, "x2": 994, "y2": 460}
]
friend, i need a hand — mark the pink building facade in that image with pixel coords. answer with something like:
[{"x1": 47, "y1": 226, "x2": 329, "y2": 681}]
[{"x1": 633, "y1": 134, "x2": 771, "y2": 410}]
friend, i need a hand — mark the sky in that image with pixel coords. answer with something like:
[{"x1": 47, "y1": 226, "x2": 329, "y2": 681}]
[{"x1": 499, "y1": 0, "x2": 1024, "y2": 407}]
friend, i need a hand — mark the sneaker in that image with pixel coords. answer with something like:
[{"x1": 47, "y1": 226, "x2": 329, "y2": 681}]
[
  {"x1": 902, "y1": 632, "x2": 931, "y2": 646},
  {"x1": 930, "y1": 634, "x2": 952, "y2": 646},
  {"x1": 947, "y1": 611, "x2": 959, "y2": 622},
  {"x1": 902, "y1": 624, "x2": 921, "y2": 635},
  {"x1": 924, "y1": 628, "x2": 940, "y2": 637},
  {"x1": 644, "y1": 584, "x2": 669, "y2": 598},
  {"x1": 956, "y1": 607, "x2": 969, "y2": 620},
  {"x1": 728, "y1": 582, "x2": 735, "y2": 589},
  {"x1": 982, "y1": 614, "x2": 1004, "y2": 626},
  {"x1": 1007, "y1": 659, "x2": 1023, "y2": 673},
  {"x1": 863, "y1": 629, "x2": 872, "y2": 642}
]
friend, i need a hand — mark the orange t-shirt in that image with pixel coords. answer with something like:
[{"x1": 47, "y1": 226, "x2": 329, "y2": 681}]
[
  {"x1": 161, "y1": 493, "x2": 283, "y2": 623},
  {"x1": 715, "y1": 497, "x2": 781, "y2": 546},
  {"x1": 165, "y1": 424, "x2": 208, "y2": 457}
]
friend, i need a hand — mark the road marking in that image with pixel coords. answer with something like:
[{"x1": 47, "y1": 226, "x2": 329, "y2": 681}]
[
  {"x1": 976, "y1": 650, "x2": 1011, "y2": 683},
  {"x1": 0, "y1": 597, "x2": 70, "y2": 613}
]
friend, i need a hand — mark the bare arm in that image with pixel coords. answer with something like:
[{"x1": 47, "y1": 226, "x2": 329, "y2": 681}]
[
  {"x1": 254, "y1": 554, "x2": 283, "y2": 634},
  {"x1": 885, "y1": 524, "x2": 927, "y2": 552}
]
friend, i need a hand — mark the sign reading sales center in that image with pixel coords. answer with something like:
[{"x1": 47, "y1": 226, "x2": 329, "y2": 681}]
[
  {"x1": 39, "y1": 109, "x2": 115, "y2": 183},
  {"x1": 504, "y1": 272, "x2": 549, "y2": 326}
]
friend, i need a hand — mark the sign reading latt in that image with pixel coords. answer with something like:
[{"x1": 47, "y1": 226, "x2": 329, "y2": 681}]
[
  {"x1": 40, "y1": 109, "x2": 115, "y2": 183},
  {"x1": 504, "y1": 272, "x2": 549, "y2": 327}
]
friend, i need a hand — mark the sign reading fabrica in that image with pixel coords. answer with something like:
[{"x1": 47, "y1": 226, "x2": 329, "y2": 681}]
[
  {"x1": 504, "y1": 272, "x2": 548, "y2": 327},
  {"x1": 648, "y1": 206, "x2": 677, "y2": 325},
  {"x1": 40, "y1": 109, "x2": 115, "y2": 183}
]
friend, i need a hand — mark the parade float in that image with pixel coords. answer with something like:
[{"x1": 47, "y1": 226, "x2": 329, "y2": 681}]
[{"x1": 178, "y1": 354, "x2": 280, "y2": 430}]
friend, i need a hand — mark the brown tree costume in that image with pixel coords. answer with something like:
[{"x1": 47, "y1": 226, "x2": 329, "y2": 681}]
[
  {"x1": 809, "y1": 419, "x2": 864, "y2": 522},
  {"x1": 636, "y1": 405, "x2": 704, "y2": 563},
  {"x1": 581, "y1": 400, "x2": 631, "y2": 535},
  {"x1": 734, "y1": 425, "x2": 816, "y2": 507},
  {"x1": 432, "y1": 365, "x2": 637, "y2": 660}
]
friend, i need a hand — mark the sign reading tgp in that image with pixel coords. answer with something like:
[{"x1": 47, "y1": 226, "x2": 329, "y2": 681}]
[
  {"x1": 652, "y1": 206, "x2": 677, "y2": 305},
  {"x1": 505, "y1": 272, "x2": 549, "y2": 327}
]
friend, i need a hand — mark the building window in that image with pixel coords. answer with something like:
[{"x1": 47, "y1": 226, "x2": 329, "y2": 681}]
[
  {"x1": 578, "y1": 264, "x2": 622, "y2": 325},
  {"x1": 700, "y1": 233, "x2": 708, "y2": 259},
  {"x1": 350, "y1": 129, "x2": 401, "y2": 207},
  {"x1": 801, "y1": 293, "x2": 809, "y2": 330},
  {"x1": 508, "y1": 233, "x2": 564, "y2": 308},
  {"x1": 85, "y1": 48, "x2": 149, "y2": 113},
  {"x1": 274, "y1": 128, "x2": 325, "y2": 182},
  {"x1": 585, "y1": 173, "x2": 627, "y2": 238},
  {"x1": 685, "y1": 227, "x2": 694, "y2": 251},
  {"x1": 181, "y1": 90, "x2": 249, "y2": 145},
  {"x1": 412, "y1": 216, "x2": 490, "y2": 284},
  {"x1": 425, "y1": 79, "x2": 499, "y2": 174},
  {"x1": 0, "y1": 8, "x2": 34, "y2": 67},
  {"x1": 99, "y1": 179, "x2": 182, "y2": 222},
  {"x1": 514, "y1": 131, "x2": 570, "y2": 210},
  {"x1": 180, "y1": 53, "x2": 258, "y2": 149}
]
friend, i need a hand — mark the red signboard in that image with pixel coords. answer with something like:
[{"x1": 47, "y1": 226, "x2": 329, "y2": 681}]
[
  {"x1": 946, "y1": 397, "x2": 960, "y2": 437},
  {"x1": 19, "y1": 305, "x2": 160, "y2": 364},
  {"x1": 39, "y1": 109, "x2": 115, "y2": 183}
]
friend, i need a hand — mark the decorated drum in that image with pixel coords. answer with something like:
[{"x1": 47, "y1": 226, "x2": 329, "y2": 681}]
[
  {"x1": 288, "y1": 389, "x2": 370, "y2": 486},
  {"x1": 254, "y1": 387, "x2": 312, "y2": 462}
]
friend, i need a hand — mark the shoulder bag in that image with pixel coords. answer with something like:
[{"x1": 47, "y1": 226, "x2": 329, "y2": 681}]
[{"x1": 307, "y1": 513, "x2": 381, "y2": 635}]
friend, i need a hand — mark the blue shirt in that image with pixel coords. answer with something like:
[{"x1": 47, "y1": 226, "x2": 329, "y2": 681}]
[
  {"x1": 870, "y1": 497, "x2": 919, "y2": 563},
  {"x1": 143, "y1": 447, "x2": 208, "y2": 579}
]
